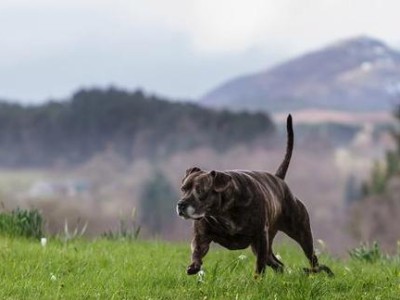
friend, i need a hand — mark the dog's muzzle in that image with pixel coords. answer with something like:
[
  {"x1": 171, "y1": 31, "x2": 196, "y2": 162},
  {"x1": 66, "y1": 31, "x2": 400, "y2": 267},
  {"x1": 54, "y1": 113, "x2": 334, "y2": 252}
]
[
  {"x1": 177, "y1": 201, "x2": 188, "y2": 217},
  {"x1": 177, "y1": 201, "x2": 205, "y2": 220}
]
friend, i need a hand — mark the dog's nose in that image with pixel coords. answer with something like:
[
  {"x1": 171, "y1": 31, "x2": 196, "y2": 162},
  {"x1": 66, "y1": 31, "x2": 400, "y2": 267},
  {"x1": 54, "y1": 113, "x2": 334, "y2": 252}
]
[
  {"x1": 177, "y1": 201, "x2": 187, "y2": 215},
  {"x1": 178, "y1": 201, "x2": 187, "y2": 210}
]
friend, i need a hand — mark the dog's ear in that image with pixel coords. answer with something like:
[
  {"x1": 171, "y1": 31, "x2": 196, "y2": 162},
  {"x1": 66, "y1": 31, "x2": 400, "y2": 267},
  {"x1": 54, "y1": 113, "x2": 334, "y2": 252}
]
[
  {"x1": 182, "y1": 167, "x2": 202, "y2": 182},
  {"x1": 185, "y1": 167, "x2": 201, "y2": 177},
  {"x1": 210, "y1": 170, "x2": 232, "y2": 193}
]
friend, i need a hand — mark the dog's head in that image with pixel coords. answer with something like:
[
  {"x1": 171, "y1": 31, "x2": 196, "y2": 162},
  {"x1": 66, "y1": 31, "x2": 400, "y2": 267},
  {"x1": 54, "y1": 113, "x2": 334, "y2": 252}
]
[{"x1": 176, "y1": 167, "x2": 232, "y2": 220}]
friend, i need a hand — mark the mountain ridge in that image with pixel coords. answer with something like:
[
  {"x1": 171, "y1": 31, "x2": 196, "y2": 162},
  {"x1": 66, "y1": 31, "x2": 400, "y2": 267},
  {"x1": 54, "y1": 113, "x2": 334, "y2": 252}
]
[{"x1": 201, "y1": 36, "x2": 400, "y2": 112}]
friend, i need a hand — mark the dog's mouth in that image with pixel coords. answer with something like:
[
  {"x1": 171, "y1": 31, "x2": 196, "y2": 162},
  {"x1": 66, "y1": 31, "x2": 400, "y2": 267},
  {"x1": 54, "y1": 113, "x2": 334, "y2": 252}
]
[
  {"x1": 178, "y1": 212, "x2": 190, "y2": 220},
  {"x1": 178, "y1": 212, "x2": 205, "y2": 221},
  {"x1": 189, "y1": 214, "x2": 205, "y2": 220},
  {"x1": 177, "y1": 205, "x2": 205, "y2": 220}
]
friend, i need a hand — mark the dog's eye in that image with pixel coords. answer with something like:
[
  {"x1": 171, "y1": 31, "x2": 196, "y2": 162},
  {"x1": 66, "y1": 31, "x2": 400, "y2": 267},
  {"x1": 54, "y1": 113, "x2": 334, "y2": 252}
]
[
  {"x1": 195, "y1": 186, "x2": 208, "y2": 200},
  {"x1": 181, "y1": 185, "x2": 190, "y2": 192},
  {"x1": 195, "y1": 186, "x2": 202, "y2": 195}
]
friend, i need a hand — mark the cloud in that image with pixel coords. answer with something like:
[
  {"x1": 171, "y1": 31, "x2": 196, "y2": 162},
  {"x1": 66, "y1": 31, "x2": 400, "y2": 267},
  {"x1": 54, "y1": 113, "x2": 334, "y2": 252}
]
[
  {"x1": 1, "y1": 0, "x2": 399, "y2": 58},
  {"x1": 134, "y1": 0, "x2": 279, "y2": 53},
  {"x1": 120, "y1": 0, "x2": 400, "y2": 54},
  {"x1": 0, "y1": 0, "x2": 400, "y2": 101},
  {"x1": 117, "y1": 0, "x2": 282, "y2": 53}
]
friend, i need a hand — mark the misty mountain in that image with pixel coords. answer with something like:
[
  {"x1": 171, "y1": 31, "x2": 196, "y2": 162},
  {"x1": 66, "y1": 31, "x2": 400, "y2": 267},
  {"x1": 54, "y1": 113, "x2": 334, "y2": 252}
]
[
  {"x1": 0, "y1": 88, "x2": 274, "y2": 167},
  {"x1": 201, "y1": 36, "x2": 400, "y2": 112}
]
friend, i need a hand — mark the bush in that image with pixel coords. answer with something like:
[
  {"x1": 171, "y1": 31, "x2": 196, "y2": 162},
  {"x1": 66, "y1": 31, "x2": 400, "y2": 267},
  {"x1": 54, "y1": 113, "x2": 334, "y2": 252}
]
[
  {"x1": 349, "y1": 241, "x2": 385, "y2": 263},
  {"x1": 361, "y1": 105, "x2": 400, "y2": 196},
  {"x1": 0, "y1": 208, "x2": 43, "y2": 239}
]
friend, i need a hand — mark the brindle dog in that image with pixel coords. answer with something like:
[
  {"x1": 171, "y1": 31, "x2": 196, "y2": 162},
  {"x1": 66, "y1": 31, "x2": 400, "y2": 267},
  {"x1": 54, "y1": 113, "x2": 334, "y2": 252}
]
[{"x1": 176, "y1": 115, "x2": 333, "y2": 276}]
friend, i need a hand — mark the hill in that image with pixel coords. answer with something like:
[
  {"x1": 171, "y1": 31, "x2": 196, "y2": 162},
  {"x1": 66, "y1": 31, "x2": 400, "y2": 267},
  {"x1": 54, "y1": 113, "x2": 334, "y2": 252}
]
[
  {"x1": 201, "y1": 36, "x2": 400, "y2": 113},
  {"x1": 0, "y1": 87, "x2": 274, "y2": 167}
]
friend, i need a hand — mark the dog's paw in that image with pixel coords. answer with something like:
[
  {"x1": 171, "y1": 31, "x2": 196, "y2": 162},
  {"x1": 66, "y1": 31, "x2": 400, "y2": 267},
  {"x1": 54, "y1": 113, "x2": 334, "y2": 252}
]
[
  {"x1": 187, "y1": 263, "x2": 201, "y2": 275},
  {"x1": 319, "y1": 265, "x2": 334, "y2": 277},
  {"x1": 302, "y1": 267, "x2": 314, "y2": 275},
  {"x1": 302, "y1": 266, "x2": 334, "y2": 277}
]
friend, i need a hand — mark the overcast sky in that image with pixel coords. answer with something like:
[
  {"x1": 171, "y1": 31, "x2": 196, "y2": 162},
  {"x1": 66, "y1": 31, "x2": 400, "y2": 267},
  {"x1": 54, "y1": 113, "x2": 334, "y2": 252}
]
[{"x1": 1, "y1": 0, "x2": 399, "y2": 103}]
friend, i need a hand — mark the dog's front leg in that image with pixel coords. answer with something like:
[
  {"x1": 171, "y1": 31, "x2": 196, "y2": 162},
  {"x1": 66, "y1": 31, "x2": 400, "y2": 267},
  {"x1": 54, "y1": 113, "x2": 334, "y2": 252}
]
[{"x1": 187, "y1": 235, "x2": 211, "y2": 275}]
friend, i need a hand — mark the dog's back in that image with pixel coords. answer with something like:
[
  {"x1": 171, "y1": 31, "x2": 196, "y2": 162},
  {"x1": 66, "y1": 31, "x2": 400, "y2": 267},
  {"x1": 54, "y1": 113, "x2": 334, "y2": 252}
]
[{"x1": 226, "y1": 170, "x2": 290, "y2": 226}]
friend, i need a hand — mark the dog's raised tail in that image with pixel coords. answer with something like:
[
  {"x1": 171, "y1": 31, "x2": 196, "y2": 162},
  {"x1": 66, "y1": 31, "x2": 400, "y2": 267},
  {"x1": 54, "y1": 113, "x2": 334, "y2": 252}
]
[{"x1": 275, "y1": 114, "x2": 293, "y2": 180}]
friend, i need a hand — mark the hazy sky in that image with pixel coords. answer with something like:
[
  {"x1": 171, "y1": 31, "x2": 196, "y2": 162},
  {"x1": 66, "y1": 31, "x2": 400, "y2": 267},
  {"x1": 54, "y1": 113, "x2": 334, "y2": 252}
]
[{"x1": 1, "y1": 0, "x2": 399, "y2": 103}]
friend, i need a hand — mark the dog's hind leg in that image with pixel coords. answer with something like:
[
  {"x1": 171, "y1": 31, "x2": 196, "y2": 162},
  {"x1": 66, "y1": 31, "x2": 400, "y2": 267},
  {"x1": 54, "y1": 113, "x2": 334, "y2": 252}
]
[
  {"x1": 299, "y1": 231, "x2": 334, "y2": 277},
  {"x1": 251, "y1": 228, "x2": 283, "y2": 274},
  {"x1": 281, "y1": 199, "x2": 334, "y2": 276},
  {"x1": 268, "y1": 229, "x2": 284, "y2": 272}
]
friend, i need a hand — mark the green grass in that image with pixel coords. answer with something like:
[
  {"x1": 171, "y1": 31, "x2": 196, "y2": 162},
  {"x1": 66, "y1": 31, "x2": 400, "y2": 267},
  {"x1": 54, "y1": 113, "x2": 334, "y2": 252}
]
[{"x1": 0, "y1": 237, "x2": 399, "y2": 299}]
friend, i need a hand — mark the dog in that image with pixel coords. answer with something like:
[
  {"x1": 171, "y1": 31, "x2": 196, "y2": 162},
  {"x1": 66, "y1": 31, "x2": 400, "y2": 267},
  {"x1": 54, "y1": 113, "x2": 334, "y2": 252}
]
[{"x1": 176, "y1": 115, "x2": 333, "y2": 276}]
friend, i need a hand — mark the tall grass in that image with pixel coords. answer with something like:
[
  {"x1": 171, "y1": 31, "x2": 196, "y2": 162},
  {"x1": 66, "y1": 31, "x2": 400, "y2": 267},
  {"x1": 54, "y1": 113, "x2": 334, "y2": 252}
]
[
  {"x1": 0, "y1": 208, "x2": 43, "y2": 239},
  {"x1": 102, "y1": 208, "x2": 141, "y2": 241}
]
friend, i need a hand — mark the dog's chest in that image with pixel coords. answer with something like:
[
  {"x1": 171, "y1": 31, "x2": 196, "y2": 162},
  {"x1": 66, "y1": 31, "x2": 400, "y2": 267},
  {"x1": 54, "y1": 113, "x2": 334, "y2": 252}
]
[
  {"x1": 205, "y1": 216, "x2": 241, "y2": 235},
  {"x1": 203, "y1": 216, "x2": 255, "y2": 250},
  {"x1": 205, "y1": 211, "x2": 262, "y2": 237}
]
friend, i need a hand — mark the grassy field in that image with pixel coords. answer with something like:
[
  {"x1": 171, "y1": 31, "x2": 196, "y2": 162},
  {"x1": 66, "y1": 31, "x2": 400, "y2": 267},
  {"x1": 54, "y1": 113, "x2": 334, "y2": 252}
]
[{"x1": 0, "y1": 237, "x2": 399, "y2": 299}]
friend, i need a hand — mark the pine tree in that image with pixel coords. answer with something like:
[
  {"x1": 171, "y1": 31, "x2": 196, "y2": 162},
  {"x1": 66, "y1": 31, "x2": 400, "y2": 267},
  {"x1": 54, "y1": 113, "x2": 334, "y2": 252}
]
[{"x1": 139, "y1": 170, "x2": 178, "y2": 235}]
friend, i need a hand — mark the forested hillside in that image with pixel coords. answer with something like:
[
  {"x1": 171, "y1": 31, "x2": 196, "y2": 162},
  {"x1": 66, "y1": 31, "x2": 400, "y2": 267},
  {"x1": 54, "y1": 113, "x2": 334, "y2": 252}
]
[{"x1": 0, "y1": 88, "x2": 274, "y2": 167}]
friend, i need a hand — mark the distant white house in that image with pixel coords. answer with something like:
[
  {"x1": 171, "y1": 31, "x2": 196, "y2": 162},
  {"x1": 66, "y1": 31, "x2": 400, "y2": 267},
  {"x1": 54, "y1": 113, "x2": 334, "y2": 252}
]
[{"x1": 28, "y1": 179, "x2": 91, "y2": 198}]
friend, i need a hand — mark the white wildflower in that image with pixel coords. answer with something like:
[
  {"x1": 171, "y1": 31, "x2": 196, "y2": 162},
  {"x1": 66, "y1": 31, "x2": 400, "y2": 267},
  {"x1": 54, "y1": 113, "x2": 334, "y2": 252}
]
[
  {"x1": 50, "y1": 273, "x2": 57, "y2": 281},
  {"x1": 197, "y1": 270, "x2": 205, "y2": 283},
  {"x1": 317, "y1": 239, "x2": 326, "y2": 250},
  {"x1": 40, "y1": 238, "x2": 47, "y2": 247},
  {"x1": 238, "y1": 254, "x2": 247, "y2": 261}
]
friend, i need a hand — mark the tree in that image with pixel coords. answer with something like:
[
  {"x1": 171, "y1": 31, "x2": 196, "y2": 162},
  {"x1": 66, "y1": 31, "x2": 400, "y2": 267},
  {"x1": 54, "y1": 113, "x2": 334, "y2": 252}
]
[
  {"x1": 362, "y1": 105, "x2": 400, "y2": 196},
  {"x1": 139, "y1": 170, "x2": 178, "y2": 235}
]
